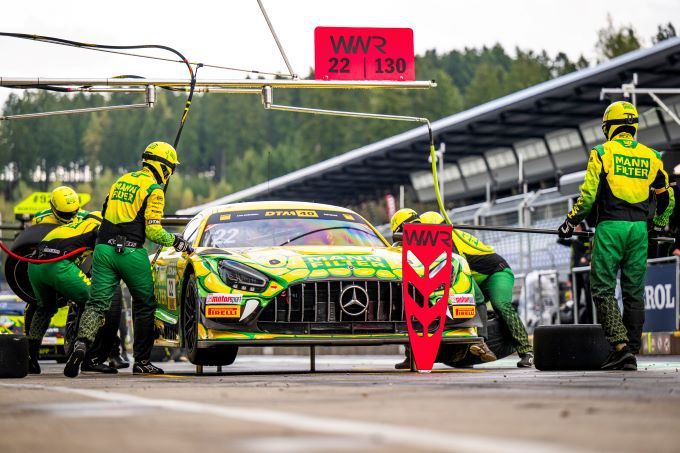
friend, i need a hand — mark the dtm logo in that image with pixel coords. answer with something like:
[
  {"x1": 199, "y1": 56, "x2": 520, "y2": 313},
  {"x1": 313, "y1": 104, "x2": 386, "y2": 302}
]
[{"x1": 644, "y1": 284, "x2": 675, "y2": 310}]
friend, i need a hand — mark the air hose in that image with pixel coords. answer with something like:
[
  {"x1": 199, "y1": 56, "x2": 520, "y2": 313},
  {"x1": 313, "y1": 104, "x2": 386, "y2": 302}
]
[
  {"x1": 0, "y1": 241, "x2": 86, "y2": 264},
  {"x1": 426, "y1": 123, "x2": 453, "y2": 225}
]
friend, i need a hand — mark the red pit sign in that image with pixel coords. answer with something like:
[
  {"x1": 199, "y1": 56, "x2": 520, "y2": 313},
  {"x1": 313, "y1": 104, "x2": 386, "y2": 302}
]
[{"x1": 314, "y1": 27, "x2": 415, "y2": 81}]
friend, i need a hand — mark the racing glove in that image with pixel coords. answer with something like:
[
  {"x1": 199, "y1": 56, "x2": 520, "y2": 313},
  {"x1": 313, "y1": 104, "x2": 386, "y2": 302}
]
[
  {"x1": 558, "y1": 219, "x2": 575, "y2": 239},
  {"x1": 173, "y1": 234, "x2": 194, "y2": 254}
]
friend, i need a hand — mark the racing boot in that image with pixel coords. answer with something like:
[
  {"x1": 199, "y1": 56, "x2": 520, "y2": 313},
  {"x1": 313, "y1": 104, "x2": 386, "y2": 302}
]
[
  {"x1": 109, "y1": 354, "x2": 130, "y2": 370},
  {"x1": 133, "y1": 360, "x2": 164, "y2": 375},
  {"x1": 64, "y1": 340, "x2": 87, "y2": 378},
  {"x1": 602, "y1": 345, "x2": 637, "y2": 371},
  {"x1": 469, "y1": 341, "x2": 497, "y2": 362},
  {"x1": 81, "y1": 359, "x2": 118, "y2": 374},
  {"x1": 28, "y1": 339, "x2": 41, "y2": 375},
  {"x1": 517, "y1": 352, "x2": 534, "y2": 368},
  {"x1": 394, "y1": 356, "x2": 411, "y2": 370}
]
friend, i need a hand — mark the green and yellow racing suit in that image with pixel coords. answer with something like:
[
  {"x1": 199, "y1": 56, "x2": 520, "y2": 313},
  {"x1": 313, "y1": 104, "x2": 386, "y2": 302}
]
[
  {"x1": 78, "y1": 167, "x2": 175, "y2": 362},
  {"x1": 27, "y1": 214, "x2": 101, "y2": 343},
  {"x1": 452, "y1": 230, "x2": 531, "y2": 355},
  {"x1": 32, "y1": 208, "x2": 90, "y2": 225},
  {"x1": 567, "y1": 132, "x2": 674, "y2": 349}
]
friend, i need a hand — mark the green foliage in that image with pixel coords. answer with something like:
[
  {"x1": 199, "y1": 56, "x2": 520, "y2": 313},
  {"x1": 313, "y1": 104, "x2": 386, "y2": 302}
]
[
  {"x1": 596, "y1": 15, "x2": 642, "y2": 62},
  {"x1": 653, "y1": 22, "x2": 676, "y2": 44}
]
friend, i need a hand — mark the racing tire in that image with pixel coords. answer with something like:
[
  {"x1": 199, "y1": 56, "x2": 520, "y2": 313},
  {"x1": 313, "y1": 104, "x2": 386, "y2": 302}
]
[
  {"x1": 0, "y1": 335, "x2": 29, "y2": 378},
  {"x1": 4, "y1": 223, "x2": 59, "y2": 304},
  {"x1": 533, "y1": 324, "x2": 610, "y2": 371},
  {"x1": 182, "y1": 274, "x2": 238, "y2": 367}
]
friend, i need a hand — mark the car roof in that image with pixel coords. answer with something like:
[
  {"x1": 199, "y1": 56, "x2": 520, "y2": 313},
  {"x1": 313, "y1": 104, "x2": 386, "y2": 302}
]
[{"x1": 198, "y1": 201, "x2": 359, "y2": 217}]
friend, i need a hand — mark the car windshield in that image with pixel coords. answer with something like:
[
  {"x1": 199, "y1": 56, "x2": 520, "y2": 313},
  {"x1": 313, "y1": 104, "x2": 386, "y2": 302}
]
[{"x1": 199, "y1": 209, "x2": 385, "y2": 248}]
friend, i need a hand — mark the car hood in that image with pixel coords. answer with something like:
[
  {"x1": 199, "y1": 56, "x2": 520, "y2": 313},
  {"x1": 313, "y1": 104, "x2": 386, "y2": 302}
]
[{"x1": 196, "y1": 245, "x2": 407, "y2": 284}]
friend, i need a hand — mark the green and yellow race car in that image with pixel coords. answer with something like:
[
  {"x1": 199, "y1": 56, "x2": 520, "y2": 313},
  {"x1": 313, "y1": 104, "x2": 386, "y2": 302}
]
[{"x1": 152, "y1": 201, "x2": 484, "y2": 366}]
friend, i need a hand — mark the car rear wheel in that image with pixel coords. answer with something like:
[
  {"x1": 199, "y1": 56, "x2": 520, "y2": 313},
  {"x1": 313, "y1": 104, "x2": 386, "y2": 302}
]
[{"x1": 182, "y1": 273, "x2": 238, "y2": 367}]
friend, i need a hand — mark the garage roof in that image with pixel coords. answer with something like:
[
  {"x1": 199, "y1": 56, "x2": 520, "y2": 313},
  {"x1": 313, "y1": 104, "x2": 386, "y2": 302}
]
[{"x1": 179, "y1": 37, "x2": 680, "y2": 215}]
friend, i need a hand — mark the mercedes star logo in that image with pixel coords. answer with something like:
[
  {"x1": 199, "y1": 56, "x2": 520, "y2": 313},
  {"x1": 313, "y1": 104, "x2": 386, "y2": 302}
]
[{"x1": 339, "y1": 284, "x2": 369, "y2": 316}]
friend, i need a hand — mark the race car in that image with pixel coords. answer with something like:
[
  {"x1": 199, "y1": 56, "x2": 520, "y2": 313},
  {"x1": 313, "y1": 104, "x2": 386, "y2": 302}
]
[
  {"x1": 0, "y1": 293, "x2": 69, "y2": 361},
  {"x1": 152, "y1": 201, "x2": 484, "y2": 366}
]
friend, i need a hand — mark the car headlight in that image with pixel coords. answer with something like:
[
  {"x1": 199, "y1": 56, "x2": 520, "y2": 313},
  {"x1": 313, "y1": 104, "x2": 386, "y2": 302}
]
[{"x1": 219, "y1": 260, "x2": 269, "y2": 292}]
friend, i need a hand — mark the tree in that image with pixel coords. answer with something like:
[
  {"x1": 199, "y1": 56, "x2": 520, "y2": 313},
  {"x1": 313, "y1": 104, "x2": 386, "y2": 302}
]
[
  {"x1": 596, "y1": 14, "x2": 642, "y2": 62},
  {"x1": 653, "y1": 22, "x2": 677, "y2": 43}
]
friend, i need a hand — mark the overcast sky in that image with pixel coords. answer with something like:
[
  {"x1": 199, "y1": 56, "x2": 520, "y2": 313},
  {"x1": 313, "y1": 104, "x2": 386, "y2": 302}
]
[{"x1": 1, "y1": 0, "x2": 678, "y2": 106}]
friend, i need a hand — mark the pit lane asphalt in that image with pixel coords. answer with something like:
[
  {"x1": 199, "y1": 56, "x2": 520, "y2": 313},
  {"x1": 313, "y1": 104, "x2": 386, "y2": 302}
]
[{"x1": 2, "y1": 355, "x2": 679, "y2": 453}]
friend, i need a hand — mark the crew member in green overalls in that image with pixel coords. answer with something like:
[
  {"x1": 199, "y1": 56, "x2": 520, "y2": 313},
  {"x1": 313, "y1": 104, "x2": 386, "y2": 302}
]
[
  {"x1": 26, "y1": 211, "x2": 102, "y2": 374},
  {"x1": 65, "y1": 142, "x2": 193, "y2": 377},
  {"x1": 32, "y1": 185, "x2": 89, "y2": 226},
  {"x1": 390, "y1": 208, "x2": 497, "y2": 369},
  {"x1": 558, "y1": 101, "x2": 674, "y2": 370},
  {"x1": 419, "y1": 211, "x2": 533, "y2": 367}
]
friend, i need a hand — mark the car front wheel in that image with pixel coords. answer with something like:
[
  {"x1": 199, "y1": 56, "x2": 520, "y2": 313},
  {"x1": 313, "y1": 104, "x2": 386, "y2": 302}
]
[{"x1": 182, "y1": 273, "x2": 238, "y2": 367}]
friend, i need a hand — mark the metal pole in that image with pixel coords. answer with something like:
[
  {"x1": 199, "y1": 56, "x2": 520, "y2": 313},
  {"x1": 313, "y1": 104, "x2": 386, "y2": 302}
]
[
  {"x1": 256, "y1": 0, "x2": 298, "y2": 79},
  {"x1": 451, "y1": 223, "x2": 593, "y2": 237},
  {"x1": 438, "y1": 142, "x2": 445, "y2": 205},
  {"x1": 399, "y1": 185, "x2": 405, "y2": 210},
  {"x1": 0, "y1": 77, "x2": 436, "y2": 90}
]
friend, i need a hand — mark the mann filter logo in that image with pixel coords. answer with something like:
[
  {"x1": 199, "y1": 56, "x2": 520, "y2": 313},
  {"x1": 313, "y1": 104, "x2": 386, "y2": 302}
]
[
  {"x1": 453, "y1": 306, "x2": 475, "y2": 318},
  {"x1": 644, "y1": 284, "x2": 675, "y2": 310},
  {"x1": 206, "y1": 305, "x2": 241, "y2": 318},
  {"x1": 265, "y1": 210, "x2": 318, "y2": 217},
  {"x1": 613, "y1": 154, "x2": 650, "y2": 179},
  {"x1": 111, "y1": 182, "x2": 140, "y2": 203},
  {"x1": 206, "y1": 293, "x2": 242, "y2": 305}
]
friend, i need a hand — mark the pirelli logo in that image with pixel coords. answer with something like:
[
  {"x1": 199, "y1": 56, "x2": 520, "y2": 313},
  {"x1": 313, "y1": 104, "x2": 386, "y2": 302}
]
[
  {"x1": 452, "y1": 306, "x2": 476, "y2": 319},
  {"x1": 206, "y1": 305, "x2": 241, "y2": 318},
  {"x1": 613, "y1": 154, "x2": 650, "y2": 179}
]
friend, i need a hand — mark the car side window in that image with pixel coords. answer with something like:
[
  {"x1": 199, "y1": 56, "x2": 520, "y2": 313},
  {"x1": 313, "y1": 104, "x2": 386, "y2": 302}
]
[{"x1": 182, "y1": 215, "x2": 203, "y2": 244}]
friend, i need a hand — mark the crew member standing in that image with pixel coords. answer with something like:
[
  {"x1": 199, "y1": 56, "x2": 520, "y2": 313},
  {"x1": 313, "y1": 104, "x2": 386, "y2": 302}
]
[
  {"x1": 419, "y1": 211, "x2": 534, "y2": 367},
  {"x1": 64, "y1": 142, "x2": 193, "y2": 377},
  {"x1": 26, "y1": 212, "x2": 104, "y2": 374},
  {"x1": 558, "y1": 101, "x2": 674, "y2": 370}
]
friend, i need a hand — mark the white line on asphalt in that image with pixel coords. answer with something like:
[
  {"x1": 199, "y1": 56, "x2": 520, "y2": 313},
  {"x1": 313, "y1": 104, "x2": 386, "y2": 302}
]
[{"x1": 1, "y1": 383, "x2": 587, "y2": 453}]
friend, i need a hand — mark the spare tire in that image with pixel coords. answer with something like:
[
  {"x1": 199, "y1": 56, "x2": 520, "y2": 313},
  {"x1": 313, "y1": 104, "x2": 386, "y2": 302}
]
[
  {"x1": 3, "y1": 223, "x2": 58, "y2": 304},
  {"x1": 0, "y1": 335, "x2": 28, "y2": 378},
  {"x1": 534, "y1": 324, "x2": 610, "y2": 371}
]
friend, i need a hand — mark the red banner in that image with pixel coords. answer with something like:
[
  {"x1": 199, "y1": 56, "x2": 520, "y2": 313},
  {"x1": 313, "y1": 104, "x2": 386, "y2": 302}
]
[
  {"x1": 402, "y1": 223, "x2": 453, "y2": 371},
  {"x1": 314, "y1": 27, "x2": 415, "y2": 81}
]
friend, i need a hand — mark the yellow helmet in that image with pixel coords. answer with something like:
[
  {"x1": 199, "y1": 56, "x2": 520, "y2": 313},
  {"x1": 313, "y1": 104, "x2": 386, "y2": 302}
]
[
  {"x1": 419, "y1": 211, "x2": 445, "y2": 225},
  {"x1": 142, "y1": 141, "x2": 179, "y2": 184},
  {"x1": 602, "y1": 101, "x2": 638, "y2": 140},
  {"x1": 50, "y1": 186, "x2": 80, "y2": 223},
  {"x1": 390, "y1": 208, "x2": 419, "y2": 234}
]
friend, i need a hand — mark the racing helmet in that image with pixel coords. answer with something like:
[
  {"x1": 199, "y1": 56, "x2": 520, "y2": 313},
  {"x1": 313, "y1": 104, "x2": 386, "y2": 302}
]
[
  {"x1": 390, "y1": 208, "x2": 418, "y2": 234},
  {"x1": 49, "y1": 186, "x2": 80, "y2": 223},
  {"x1": 142, "y1": 141, "x2": 179, "y2": 184},
  {"x1": 601, "y1": 101, "x2": 638, "y2": 140},
  {"x1": 418, "y1": 211, "x2": 445, "y2": 225}
]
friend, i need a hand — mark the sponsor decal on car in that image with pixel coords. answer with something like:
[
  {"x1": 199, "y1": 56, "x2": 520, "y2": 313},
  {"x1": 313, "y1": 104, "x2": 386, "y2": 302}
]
[
  {"x1": 265, "y1": 210, "x2": 319, "y2": 218},
  {"x1": 206, "y1": 293, "x2": 243, "y2": 305},
  {"x1": 449, "y1": 293, "x2": 474, "y2": 305},
  {"x1": 452, "y1": 306, "x2": 476, "y2": 318},
  {"x1": 206, "y1": 305, "x2": 241, "y2": 318}
]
